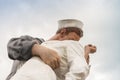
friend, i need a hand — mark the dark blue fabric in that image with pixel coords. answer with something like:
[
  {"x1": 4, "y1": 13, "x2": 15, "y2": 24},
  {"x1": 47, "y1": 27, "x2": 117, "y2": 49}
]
[
  {"x1": 7, "y1": 35, "x2": 44, "y2": 60},
  {"x1": 6, "y1": 35, "x2": 44, "y2": 80}
]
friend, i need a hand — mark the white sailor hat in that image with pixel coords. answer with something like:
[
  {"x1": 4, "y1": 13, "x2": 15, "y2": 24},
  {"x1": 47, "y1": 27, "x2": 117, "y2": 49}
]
[{"x1": 58, "y1": 19, "x2": 83, "y2": 30}]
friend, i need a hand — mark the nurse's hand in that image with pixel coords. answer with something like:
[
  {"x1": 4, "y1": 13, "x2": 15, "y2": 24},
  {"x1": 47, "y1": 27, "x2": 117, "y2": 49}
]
[
  {"x1": 85, "y1": 44, "x2": 97, "y2": 54},
  {"x1": 84, "y1": 44, "x2": 97, "y2": 64}
]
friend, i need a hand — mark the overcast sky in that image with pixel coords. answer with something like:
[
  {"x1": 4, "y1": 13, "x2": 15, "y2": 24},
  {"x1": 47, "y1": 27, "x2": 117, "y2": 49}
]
[{"x1": 0, "y1": 0, "x2": 120, "y2": 80}]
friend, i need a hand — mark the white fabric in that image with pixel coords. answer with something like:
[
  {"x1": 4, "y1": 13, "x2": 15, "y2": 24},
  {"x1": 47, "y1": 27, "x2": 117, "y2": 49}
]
[
  {"x1": 10, "y1": 40, "x2": 89, "y2": 80},
  {"x1": 58, "y1": 19, "x2": 83, "y2": 30}
]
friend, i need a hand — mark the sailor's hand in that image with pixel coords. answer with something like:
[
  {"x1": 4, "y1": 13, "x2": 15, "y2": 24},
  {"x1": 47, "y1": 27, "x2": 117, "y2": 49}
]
[
  {"x1": 40, "y1": 47, "x2": 60, "y2": 69},
  {"x1": 32, "y1": 44, "x2": 60, "y2": 69}
]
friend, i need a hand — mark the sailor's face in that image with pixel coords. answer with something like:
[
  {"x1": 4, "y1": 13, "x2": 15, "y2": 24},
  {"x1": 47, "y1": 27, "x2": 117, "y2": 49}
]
[{"x1": 61, "y1": 32, "x2": 80, "y2": 41}]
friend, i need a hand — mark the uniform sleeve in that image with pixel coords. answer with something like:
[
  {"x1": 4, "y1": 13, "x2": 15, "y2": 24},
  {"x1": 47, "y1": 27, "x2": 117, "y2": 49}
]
[
  {"x1": 65, "y1": 46, "x2": 90, "y2": 80},
  {"x1": 6, "y1": 60, "x2": 21, "y2": 80},
  {"x1": 7, "y1": 35, "x2": 44, "y2": 60}
]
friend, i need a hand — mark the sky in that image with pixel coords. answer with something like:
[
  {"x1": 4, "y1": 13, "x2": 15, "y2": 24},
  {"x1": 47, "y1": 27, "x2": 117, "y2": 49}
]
[{"x1": 0, "y1": 0, "x2": 120, "y2": 80}]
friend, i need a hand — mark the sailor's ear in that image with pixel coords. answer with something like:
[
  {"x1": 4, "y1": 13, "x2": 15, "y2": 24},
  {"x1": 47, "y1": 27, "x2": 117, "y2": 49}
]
[{"x1": 59, "y1": 29, "x2": 66, "y2": 37}]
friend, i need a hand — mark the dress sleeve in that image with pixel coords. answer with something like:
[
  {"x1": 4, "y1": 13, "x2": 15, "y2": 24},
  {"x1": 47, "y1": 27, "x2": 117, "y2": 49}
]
[
  {"x1": 7, "y1": 35, "x2": 44, "y2": 60},
  {"x1": 65, "y1": 45, "x2": 90, "y2": 80}
]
